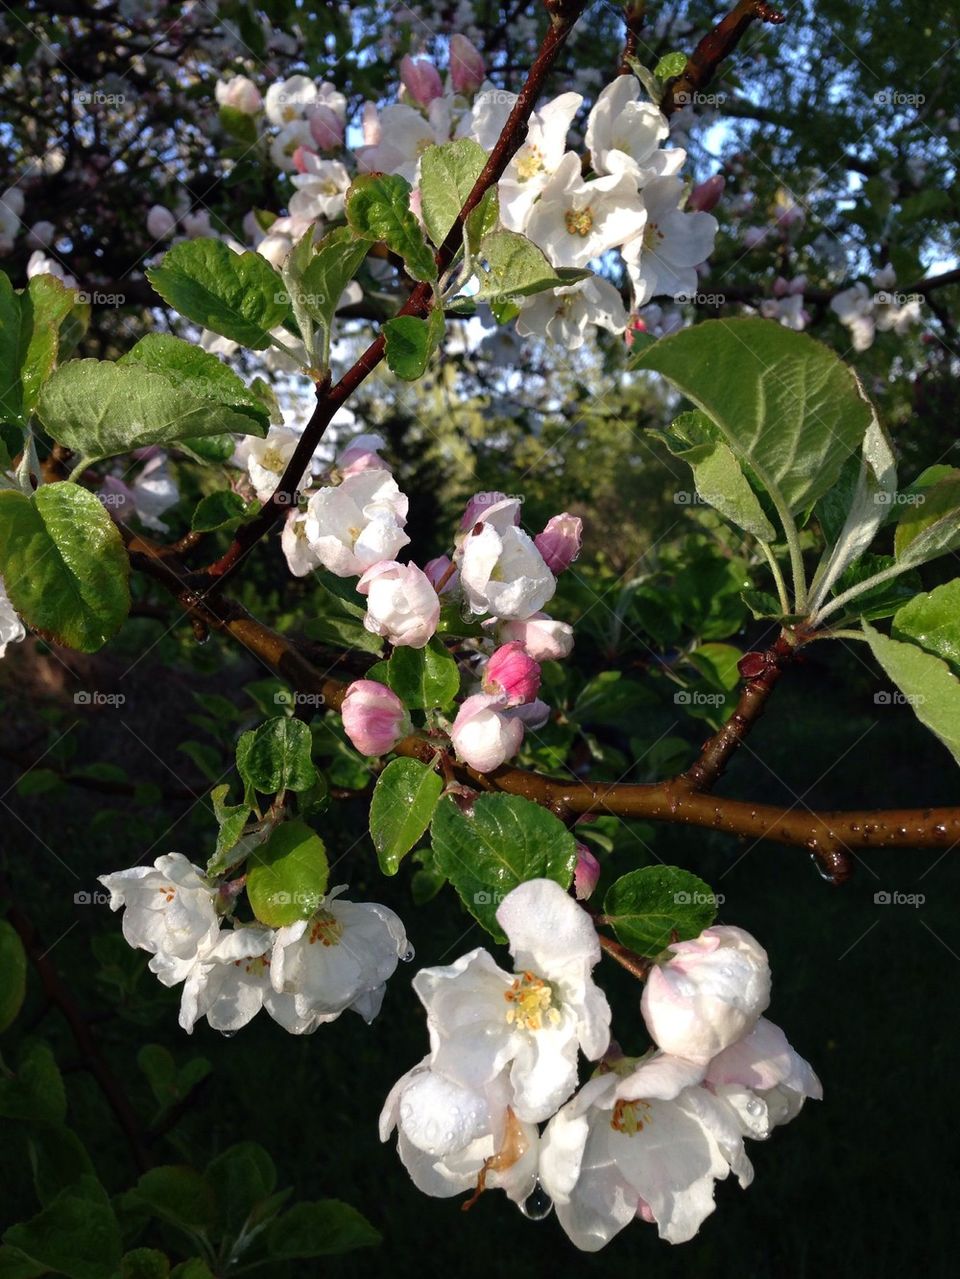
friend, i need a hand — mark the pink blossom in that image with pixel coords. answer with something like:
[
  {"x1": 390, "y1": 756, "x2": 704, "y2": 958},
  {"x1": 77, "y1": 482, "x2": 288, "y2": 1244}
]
[
  {"x1": 450, "y1": 34, "x2": 485, "y2": 96},
  {"x1": 688, "y1": 175, "x2": 725, "y2": 213},
  {"x1": 458, "y1": 491, "x2": 520, "y2": 532},
  {"x1": 449, "y1": 693, "x2": 524, "y2": 772},
  {"x1": 400, "y1": 55, "x2": 443, "y2": 107},
  {"x1": 337, "y1": 432, "x2": 388, "y2": 477},
  {"x1": 534, "y1": 513, "x2": 582, "y2": 573},
  {"x1": 498, "y1": 612, "x2": 574, "y2": 661},
  {"x1": 357, "y1": 561, "x2": 440, "y2": 649},
  {"x1": 362, "y1": 102, "x2": 381, "y2": 146},
  {"x1": 308, "y1": 104, "x2": 345, "y2": 150},
  {"x1": 482, "y1": 642, "x2": 541, "y2": 706},
  {"x1": 573, "y1": 843, "x2": 600, "y2": 900},
  {"x1": 341, "y1": 680, "x2": 410, "y2": 756},
  {"x1": 423, "y1": 555, "x2": 459, "y2": 593}
]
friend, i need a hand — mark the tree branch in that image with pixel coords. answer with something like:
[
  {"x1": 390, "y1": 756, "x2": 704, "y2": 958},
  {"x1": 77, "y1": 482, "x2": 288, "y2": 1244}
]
[{"x1": 661, "y1": 0, "x2": 787, "y2": 118}]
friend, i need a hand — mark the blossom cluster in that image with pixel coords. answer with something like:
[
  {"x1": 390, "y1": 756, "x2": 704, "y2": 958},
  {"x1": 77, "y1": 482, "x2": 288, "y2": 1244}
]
[
  {"x1": 242, "y1": 424, "x2": 579, "y2": 773},
  {"x1": 382, "y1": 879, "x2": 821, "y2": 1250},
  {"x1": 98, "y1": 853, "x2": 409, "y2": 1036}
]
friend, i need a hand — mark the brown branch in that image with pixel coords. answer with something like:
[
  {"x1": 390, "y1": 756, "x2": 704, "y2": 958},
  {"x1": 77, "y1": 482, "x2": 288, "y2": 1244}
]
[
  {"x1": 661, "y1": 0, "x2": 787, "y2": 118},
  {"x1": 197, "y1": 0, "x2": 589, "y2": 582},
  {"x1": 6, "y1": 905, "x2": 151, "y2": 1173},
  {"x1": 598, "y1": 933, "x2": 653, "y2": 980},
  {"x1": 618, "y1": 1, "x2": 647, "y2": 76}
]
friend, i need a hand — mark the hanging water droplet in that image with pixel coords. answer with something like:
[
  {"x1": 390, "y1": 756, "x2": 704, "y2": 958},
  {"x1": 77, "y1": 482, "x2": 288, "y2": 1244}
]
[
  {"x1": 400, "y1": 945, "x2": 416, "y2": 963},
  {"x1": 220, "y1": 1029, "x2": 237, "y2": 1038},
  {"x1": 745, "y1": 1098, "x2": 764, "y2": 1117},
  {"x1": 809, "y1": 852, "x2": 837, "y2": 884},
  {"x1": 520, "y1": 1183, "x2": 553, "y2": 1221}
]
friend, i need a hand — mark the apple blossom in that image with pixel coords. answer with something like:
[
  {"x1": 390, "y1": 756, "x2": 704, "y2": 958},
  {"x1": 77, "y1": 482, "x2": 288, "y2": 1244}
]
[
  {"x1": 289, "y1": 156, "x2": 351, "y2": 221},
  {"x1": 585, "y1": 77, "x2": 675, "y2": 184},
  {"x1": 573, "y1": 843, "x2": 601, "y2": 901},
  {"x1": 524, "y1": 153, "x2": 647, "y2": 270},
  {"x1": 641, "y1": 925, "x2": 771, "y2": 1064},
  {"x1": 0, "y1": 578, "x2": 26, "y2": 659},
  {"x1": 26, "y1": 252, "x2": 75, "y2": 288},
  {"x1": 357, "y1": 561, "x2": 440, "y2": 649},
  {"x1": 515, "y1": 276, "x2": 628, "y2": 350},
  {"x1": 241, "y1": 424, "x2": 303, "y2": 502},
  {"x1": 303, "y1": 470, "x2": 410, "y2": 577},
  {"x1": 307, "y1": 103, "x2": 345, "y2": 151},
  {"x1": 457, "y1": 87, "x2": 516, "y2": 150},
  {"x1": 482, "y1": 642, "x2": 541, "y2": 706},
  {"x1": 98, "y1": 853, "x2": 220, "y2": 988},
  {"x1": 498, "y1": 92, "x2": 582, "y2": 231},
  {"x1": 622, "y1": 175, "x2": 718, "y2": 307},
  {"x1": 498, "y1": 612, "x2": 574, "y2": 661},
  {"x1": 412, "y1": 879, "x2": 611, "y2": 1122},
  {"x1": 146, "y1": 204, "x2": 176, "y2": 239},
  {"x1": 688, "y1": 174, "x2": 725, "y2": 213},
  {"x1": 215, "y1": 74, "x2": 262, "y2": 115},
  {"x1": 100, "y1": 454, "x2": 179, "y2": 532},
  {"x1": 830, "y1": 282, "x2": 876, "y2": 351},
  {"x1": 449, "y1": 34, "x2": 485, "y2": 97},
  {"x1": 458, "y1": 521, "x2": 556, "y2": 620},
  {"x1": 380, "y1": 1059, "x2": 538, "y2": 1205},
  {"x1": 0, "y1": 187, "x2": 23, "y2": 251},
  {"x1": 458, "y1": 491, "x2": 520, "y2": 534},
  {"x1": 264, "y1": 75, "x2": 317, "y2": 126},
  {"x1": 356, "y1": 102, "x2": 451, "y2": 184},
  {"x1": 281, "y1": 509, "x2": 322, "y2": 577},
  {"x1": 400, "y1": 54, "x2": 443, "y2": 107},
  {"x1": 26, "y1": 220, "x2": 55, "y2": 248},
  {"x1": 450, "y1": 693, "x2": 525, "y2": 772},
  {"x1": 270, "y1": 888, "x2": 409, "y2": 1025},
  {"x1": 423, "y1": 554, "x2": 459, "y2": 593},
  {"x1": 704, "y1": 1016, "x2": 822, "y2": 1138},
  {"x1": 341, "y1": 680, "x2": 412, "y2": 756},
  {"x1": 270, "y1": 121, "x2": 314, "y2": 171},
  {"x1": 535, "y1": 513, "x2": 582, "y2": 573},
  {"x1": 337, "y1": 432, "x2": 389, "y2": 477}
]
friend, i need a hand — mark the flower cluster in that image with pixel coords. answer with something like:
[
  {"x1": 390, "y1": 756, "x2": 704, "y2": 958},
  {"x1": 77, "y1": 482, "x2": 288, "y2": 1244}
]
[
  {"x1": 98, "y1": 853, "x2": 409, "y2": 1036},
  {"x1": 830, "y1": 264, "x2": 923, "y2": 351},
  {"x1": 383, "y1": 883, "x2": 821, "y2": 1250}
]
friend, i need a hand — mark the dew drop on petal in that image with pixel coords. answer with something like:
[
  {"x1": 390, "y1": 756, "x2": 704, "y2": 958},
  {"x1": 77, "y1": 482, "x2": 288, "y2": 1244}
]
[
  {"x1": 400, "y1": 945, "x2": 416, "y2": 962},
  {"x1": 745, "y1": 1098, "x2": 764, "y2": 1117},
  {"x1": 520, "y1": 1183, "x2": 553, "y2": 1221}
]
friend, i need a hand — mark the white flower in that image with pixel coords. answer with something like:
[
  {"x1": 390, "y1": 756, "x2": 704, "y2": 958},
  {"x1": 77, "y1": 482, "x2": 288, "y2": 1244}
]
[
  {"x1": 515, "y1": 276, "x2": 627, "y2": 350},
  {"x1": 623, "y1": 175, "x2": 718, "y2": 306},
  {"x1": 215, "y1": 74, "x2": 262, "y2": 115},
  {"x1": 498, "y1": 92, "x2": 582, "y2": 231},
  {"x1": 281, "y1": 509, "x2": 322, "y2": 577},
  {"x1": 413, "y1": 879, "x2": 611, "y2": 1122},
  {"x1": 540, "y1": 1053, "x2": 752, "y2": 1250},
  {"x1": 357, "y1": 102, "x2": 450, "y2": 184},
  {"x1": 289, "y1": 157, "x2": 351, "y2": 221},
  {"x1": 0, "y1": 187, "x2": 23, "y2": 252},
  {"x1": 457, "y1": 87, "x2": 517, "y2": 150},
  {"x1": 146, "y1": 204, "x2": 177, "y2": 240},
  {"x1": 0, "y1": 577, "x2": 26, "y2": 658},
  {"x1": 26, "y1": 251, "x2": 76, "y2": 289},
  {"x1": 380, "y1": 1059, "x2": 538, "y2": 1205},
  {"x1": 449, "y1": 693, "x2": 525, "y2": 772},
  {"x1": 270, "y1": 120, "x2": 313, "y2": 172},
  {"x1": 498, "y1": 612, "x2": 574, "y2": 661},
  {"x1": 641, "y1": 925, "x2": 771, "y2": 1064},
  {"x1": 704, "y1": 1016, "x2": 822, "y2": 1138},
  {"x1": 585, "y1": 77, "x2": 677, "y2": 184},
  {"x1": 457, "y1": 521, "x2": 555, "y2": 620},
  {"x1": 270, "y1": 889, "x2": 409, "y2": 1025},
  {"x1": 357, "y1": 561, "x2": 440, "y2": 649},
  {"x1": 830, "y1": 282, "x2": 875, "y2": 350},
  {"x1": 129, "y1": 454, "x2": 179, "y2": 531},
  {"x1": 179, "y1": 925, "x2": 318, "y2": 1035},
  {"x1": 264, "y1": 75, "x2": 318, "y2": 126},
  {"x1": 242, "y1": 425, "x2": 302, "y2": 502},
  {"x1": 524, "y1": 153, "x2": 647, "y2": 269},
  {"x1": 99, "y1": 853, "x2": 220, "y2": 987},
  {"x1": 304, "y1": 469, "x2": 410, "y2": 577},
  {"x1": 760, "y1": 293, "x2": 808, "y2": 330}
]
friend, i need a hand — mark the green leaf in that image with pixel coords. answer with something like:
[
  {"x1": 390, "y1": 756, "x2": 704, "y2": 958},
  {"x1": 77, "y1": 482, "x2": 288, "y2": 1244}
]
[
  {"x1": 205, "y1": 1142, "x2": 276, "y2": 1238},
  {"x1": 465, "y1": 187, "x2": 499, "y2": 255},
  {"x1": 655, "y1": 51, "x2": 689, "y2": 80},
  {"x1": 741, "y1": 588, "x2": 784, "y2": 619},
  {"x1": 38, "y1": 359, "x2": 264, "y2": 461},
  {"x1": 169, "y1": 1263, "x2": 214, "y2": 1279},
  {"x1": 346, "y1": 174, "x2": 437, "y2": 283},
  {"x1": 419, "y1": 138, "x2": 488, "y2": 247},
  {"x1": 126, "y1": 1167, "x2": 215, "y2": 1233},
  {"x1": 218, "y1": 104, "x2": 257, "y2": 145},
  {"x1": 2, "y1": 1176, "x2": 122, "y2": 1279},
  {"x1": 663, "y1": 411, "x2": 776, "y2": 540},
  {"x1": 299, "y1": 227, "x2": 373, "y2": 362},
  {"x1": 864, "y1": 621, "x2": 960, "y2": 767},
  {"x1": 892, "y1": 580, "x2": 960, "y2": 674},
  {"x1": 0, "y1": 482, "x2": 130, "y2": 651},
  {"x1": 0, "y1": 1042, "x2": 66, "y2": 1123},
  {"x1": 146, "y1": 239, "x2": 292, "y2": 349},
  {"x1": 119, "y1": 333, "x2": 270, "y2": 430},
  {"x1": 302, "y1": 571, "x2": 384, "y2": 655},
  {"x1": 20, "y1": 275, "x2": 77, "y2": 414},
  {"x1": 831, "y1": 554, "x2": 921, "y2": 621},
  {"x1": 474, "y1": 230, "x2": 591, "y2": 301},
  {"x1": 266, "y1": 1200, "x2": 381, "y2": 1259},
  {"x1": 431, "y1": 794, "x2": 577, "y2": 939},
  {"x1": 0, "y1": 270, "x2": 22, "y2": 425},
  {"x1": 370, "y1": 638, "x2": 460, "y2": 710},
  {"x1": 246, "y1": 820, "x2": 329, "y2": 926},
  {"x1": 383, "y1": 306, "x2": 445, "y2": 380},
  {"x1": 0, "y1": 920, "x2": 26, "y2": 1032},
  {"x1": 603, "y1": 866, "x2": 719, "y2": 957},
  {"x1": 208, "y1": 783, "x2": 251, "y2": 867},
  {"x1": 687, "y1": 642, "x2": 742, "y2": 690},
  {"x1": 370, "y1": 758, "x2": 443, "y2": 875},
  {"x1": 191, "y1": 491, "x2": 257, "y2": 533},
  {"x1": 634, "y1": 318, "x2": 874, "y2": 513},
  {"x1": 571, "y1": 671, "x2": 657, "y2": 728},
  {"x1": 120, "y1": 1249, "x2": 170, "y2": 1279},
  {"x1": 236, "y1": 716, "x2": 318, "y2": 795},
  {"x1": 893, "y1": 471, "x2": 960, "y2": 567}
]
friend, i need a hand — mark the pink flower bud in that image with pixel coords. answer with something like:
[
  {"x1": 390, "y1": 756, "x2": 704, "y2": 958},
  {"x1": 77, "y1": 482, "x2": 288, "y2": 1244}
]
[
  {"x1": 482, "y1": 642, "x2": 541, "y2": 706},
  {"x1": 498, "y1": 612, "x2": 574, "y2": 661},
  {"x1": 534, "y1": 513, "x2": 582, "y2": 573},
  {"x1": 573, "y1": 843, "x2": 600, "y2": 900},
  {"x1": 458, "y1": 491, "x2": 520, "y2": 532},
  {"x1": 341, "y1": 680, "x2": 410, "y2": 756},
  {"x1": 423, "y1": 555, "x2": 459, "y2": 594},
  {"x1": 362, "y1": 101, "x2": 381, "y2": 146},
  {"x1": 357, "y1": 561, "x2": 441, "y2": 649},
  {"x1": 308, "y1": 104, "x2": 344, "y2": 150},
  {"x1": 400, "y1": 54, "x2": 443, "y2": 107},
  {"x1": 292, "y1": 145, "x2": 319, "y2": 174},
  {"x1": 688, "y1": 174, "x2": 724, "y2": 213},
  {"x1": 337, "y1": 432, "x2": 388, "y2": 477},
  {"x1": 641, "y1": 925, "x2": 772, "y2": 1064},
  {"x1": 449, "y1": 693, "x2": 524, "y2": 772},
  {"x1": 450, "y1": 34, "x2": 485, "y2": 95}
]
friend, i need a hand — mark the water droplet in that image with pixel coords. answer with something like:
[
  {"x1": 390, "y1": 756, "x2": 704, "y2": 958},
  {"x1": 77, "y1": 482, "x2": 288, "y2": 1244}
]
[
  {"x1": 221, "y1": 1029, "x2": 237, "y2": 1038},
  {"x1": 400, "y1": 945, "x2": 416, "y2": 963},
  {"x1": 745, "y1": 1098, "x2": 764, "y2": 1117},
  {"x1": 520, "y1": 1183, "x2": 553, "y2": 1221}
]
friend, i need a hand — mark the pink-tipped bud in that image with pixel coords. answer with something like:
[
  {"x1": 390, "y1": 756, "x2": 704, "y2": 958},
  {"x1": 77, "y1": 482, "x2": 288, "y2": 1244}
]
[
  {"x1": 341, "y1": 680, "x2": 411, "y2": 756},
  {"x1": 400, "y1": 54, "x2": 443, "y2": 107},
  {"x1": 458, "y1": 491, "x2": 520, "y2": 532},
  {"x1": 337, "y1": 432, "x2": 388, "y2": 477},
  {"x1": 482, "y1": 642, "x2": 541, "y2": 706},
  {"x1": 450, "y1": 693, "x2": 524, "y2": 773},
  {"x1": 308, "y1": 104, "x2": 344, "y2": 151},
  {"x1": 573, "y1": 842, "x2": 601, "y2": 901},
  {"x1": 424, "y1": 555, "x2": 459, "y2": 594},
  {"x1": 688, "y1": 174, "x2": 725, "y2": 213},
  {"x1": 292, "y1": 145, "x2": 319, "y2": 174},
  {"x1": 498, "y1": 612, "x2": 574, "y2": 661},
  {"x1": 450, "y1": 34, "x2": 485, "y2": 96},
  {"x1": 534, "y1": 513, "x2": 582, "y2": 573},
  {"x1": 362, "y1": 101, "x2": 381, "y2": 146}
]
